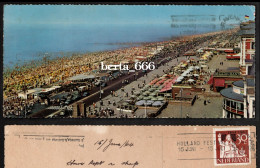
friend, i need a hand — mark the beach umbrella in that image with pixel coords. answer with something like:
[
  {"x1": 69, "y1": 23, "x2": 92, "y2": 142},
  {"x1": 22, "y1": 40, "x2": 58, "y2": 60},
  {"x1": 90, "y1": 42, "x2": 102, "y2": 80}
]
[
  {"x1": 158, "y1": 85, "x2": 164, "y2": 89},
  {"x1": 143, "y1": 97, "x2": 150, "y2": 100},
  {"x1": 140, "y1": 88, "x2": 145, "y2": 92},
  {"x1": 152, "y1": 85, "x2": 159, "y2": 88},
  {"x1": 131, "y1": 95, "x2": 137, "y2": 98},
  {"x1": 195, "y1": 66, "x2": 200, "y2": 69},
  {"x1": 144, "y1": 85, "x2": 150, "y2": 88},
  {"x1": 143, "y1": 91, "x2": 150, "y2": 95},
  {"x1": 157, "y1": 97, "x2": 164, "y2": 101},
  {"x1": 135, "y1": 100, "x2": 145, "y2": 106},
  {"x1": 148, "y1": 96, "x2": 154, "y2": 99},
  {"x1": 138, "y1": 95, "x2": 144, "y2": 98},
  {"x1": 154, "y1": 90, "x2": 160, "y2": 94},
  {"x1": 152, "y1": 101, "x2": 162, "y2": 107},
  {"x1": 151, "y1": 97, "x2": 158, "y2": 101},
  {"x1": 147, "y1": 100, "x2": 154, "y2": 104},
  {"x1": 143, "y1": 100, "x2": 154, "y2": 106},
  {"x1": 177, "y1": 76, "x2": 184, "y2": 81},
  {"x1": 133, "y1": 91, "x2": 140, "y2": 95},
  {"x1": 150, "y1": 92, "x2": 157, "y2": 96},
  {"x1": 136, "y1": 97, "x2": 142, "y2": 101}
]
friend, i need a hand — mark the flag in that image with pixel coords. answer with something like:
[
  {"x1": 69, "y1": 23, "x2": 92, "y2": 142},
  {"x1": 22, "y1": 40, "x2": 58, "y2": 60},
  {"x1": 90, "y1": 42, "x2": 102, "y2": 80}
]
[{"x1": 245, "y1": 15, "x2": 249, "y2": 19}]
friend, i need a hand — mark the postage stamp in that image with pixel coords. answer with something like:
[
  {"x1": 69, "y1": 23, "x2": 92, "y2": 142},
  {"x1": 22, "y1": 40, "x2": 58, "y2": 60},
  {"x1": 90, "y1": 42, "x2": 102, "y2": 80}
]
[{"x1": 213, "y1": 127, "x2": 251, "y2": 166}]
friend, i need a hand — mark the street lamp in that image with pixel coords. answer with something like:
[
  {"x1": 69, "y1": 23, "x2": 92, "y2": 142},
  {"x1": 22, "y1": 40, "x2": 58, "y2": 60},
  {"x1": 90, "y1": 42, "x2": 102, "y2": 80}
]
[
  {"x1": 99, "y1": 80, "x2": 104, "y2": 100},
  {"x1": 22, "y1": 84, "x2": 27, "y2": 118},
  {"x1": 180, "y1": 88, "x2": 183, "y2": 118},
  {"x1": 144, "y1": 100, "x2": 147, "y2": 118}
]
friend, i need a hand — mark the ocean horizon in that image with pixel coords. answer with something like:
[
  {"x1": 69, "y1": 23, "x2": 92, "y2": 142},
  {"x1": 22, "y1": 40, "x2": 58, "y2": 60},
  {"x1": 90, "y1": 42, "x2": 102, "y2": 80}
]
[{"x1": 4, "y1": 23, "x2": 230, "y2": 69}]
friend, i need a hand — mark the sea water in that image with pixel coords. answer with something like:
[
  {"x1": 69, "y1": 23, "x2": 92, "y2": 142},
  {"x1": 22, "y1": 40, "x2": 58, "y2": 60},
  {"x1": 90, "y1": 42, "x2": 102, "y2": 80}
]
[{"x1": 3, "y1": 23, "x2": 227, "y2": 69}]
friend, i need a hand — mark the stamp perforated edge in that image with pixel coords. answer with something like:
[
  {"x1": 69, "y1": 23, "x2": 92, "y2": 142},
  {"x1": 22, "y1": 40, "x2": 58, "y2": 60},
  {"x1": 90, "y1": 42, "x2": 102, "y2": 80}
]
[{"x1": 213, "y1": 127, "x2": 251, "y2": 166}]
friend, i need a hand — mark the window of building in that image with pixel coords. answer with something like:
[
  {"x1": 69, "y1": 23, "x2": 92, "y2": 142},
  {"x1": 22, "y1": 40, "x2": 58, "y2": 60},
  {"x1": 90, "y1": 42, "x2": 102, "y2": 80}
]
[
  {"x1": 231, "y1": 101, "x2": 236, "y2": 108},
  {"x1": 226, "y1": 99, "x2": 230, "y2": 107},
  {"x1": 238, "y1": 103, "x2": 244, "y2": 111},
  {"x1": 251, "y1": 42, "x2": 255, "y2": 49}
]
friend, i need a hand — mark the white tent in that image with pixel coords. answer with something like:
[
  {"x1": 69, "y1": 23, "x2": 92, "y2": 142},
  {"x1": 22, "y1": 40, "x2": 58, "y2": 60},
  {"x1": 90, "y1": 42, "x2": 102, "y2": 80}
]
[{"x1": 188, "y1": 79, "x2": 195, "y2": 82}]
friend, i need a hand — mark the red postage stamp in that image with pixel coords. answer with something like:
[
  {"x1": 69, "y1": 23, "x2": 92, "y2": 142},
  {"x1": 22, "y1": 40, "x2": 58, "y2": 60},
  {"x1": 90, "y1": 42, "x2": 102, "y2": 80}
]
[{"x1": 213, "y1": 127, "x2": 251, "y2": 166}]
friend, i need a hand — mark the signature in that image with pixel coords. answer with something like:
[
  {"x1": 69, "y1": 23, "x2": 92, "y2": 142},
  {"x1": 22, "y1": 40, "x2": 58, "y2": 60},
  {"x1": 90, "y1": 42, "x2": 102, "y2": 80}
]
[
  {"x1": 67, "y1": 160, "x2": 85, "y2": 166},
  {"x1": 67, "y1": 160, "x2": 139, "y2": 168},
  {"x1": 94, "y1": 139, "x2": 134, "y2": 152}
]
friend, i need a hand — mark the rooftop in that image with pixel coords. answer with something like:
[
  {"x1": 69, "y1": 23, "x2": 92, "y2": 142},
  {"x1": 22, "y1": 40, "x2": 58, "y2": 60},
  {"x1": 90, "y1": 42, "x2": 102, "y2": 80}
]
[
  {"x1": 220, "y1": 87, "x2": 244, "y2": 102},
  {"x1": 67, "y1": 74, "x2": 95, "y2": 81},
  {"x1": 233, "y1": 78, "x2": 255, "y2": 88}
]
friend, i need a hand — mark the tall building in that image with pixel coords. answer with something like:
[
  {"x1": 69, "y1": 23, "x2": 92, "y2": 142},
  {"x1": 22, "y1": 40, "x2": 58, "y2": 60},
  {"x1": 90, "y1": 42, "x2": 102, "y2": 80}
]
[
  {"x1": 238, "y1": 21, "x2": 255, "y2": 75},
  {"x1": 220, "y1": 21, "x2": 255, "y2": 118}
]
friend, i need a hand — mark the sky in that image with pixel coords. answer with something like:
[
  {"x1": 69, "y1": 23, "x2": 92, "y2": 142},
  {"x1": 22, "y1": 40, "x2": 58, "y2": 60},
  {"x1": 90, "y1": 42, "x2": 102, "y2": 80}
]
[{"x1": 4, "y1": 5, "x2": 255, "y2": 27}]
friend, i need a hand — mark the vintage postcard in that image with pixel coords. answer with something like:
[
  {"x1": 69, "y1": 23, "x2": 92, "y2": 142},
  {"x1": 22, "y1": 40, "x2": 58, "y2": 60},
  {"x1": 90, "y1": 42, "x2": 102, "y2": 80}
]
[
  {"x1": 5, "y1": 125, "x2": 256, "y2": 168},
  {"x1": 3, "y1": 5, "x2": 256, "y2": 118}
]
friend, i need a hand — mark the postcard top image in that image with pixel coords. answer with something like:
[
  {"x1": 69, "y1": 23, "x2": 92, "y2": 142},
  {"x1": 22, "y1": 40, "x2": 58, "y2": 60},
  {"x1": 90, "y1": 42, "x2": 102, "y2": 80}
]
[{"x1": 3, "y1": 5, "x2": 256, "y2": 118}]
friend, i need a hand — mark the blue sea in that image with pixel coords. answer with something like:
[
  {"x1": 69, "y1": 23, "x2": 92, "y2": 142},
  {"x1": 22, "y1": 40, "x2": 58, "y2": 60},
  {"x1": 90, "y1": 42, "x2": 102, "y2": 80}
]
[{"x1": 4, "y1": 23, "x2": 229, "y2": 69}]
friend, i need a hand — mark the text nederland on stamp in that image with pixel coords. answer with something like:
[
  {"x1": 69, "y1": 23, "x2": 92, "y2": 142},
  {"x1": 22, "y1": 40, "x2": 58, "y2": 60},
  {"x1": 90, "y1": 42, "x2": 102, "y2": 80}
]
[{"x1": 213, "y1": 127, "x2": 251, "y2": 166}]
